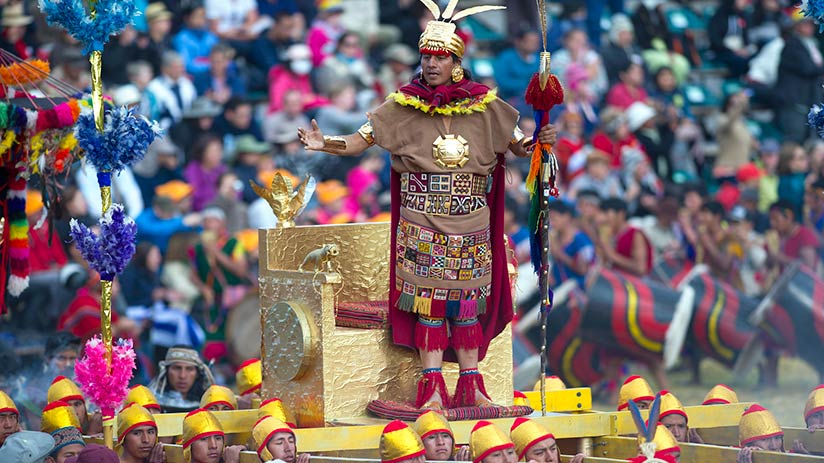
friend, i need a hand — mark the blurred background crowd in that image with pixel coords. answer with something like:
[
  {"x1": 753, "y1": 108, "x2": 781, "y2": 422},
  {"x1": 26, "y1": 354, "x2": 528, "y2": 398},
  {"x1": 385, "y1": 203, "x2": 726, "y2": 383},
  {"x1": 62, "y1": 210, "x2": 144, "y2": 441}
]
[{"x1": 1, "y1": 0, "x2": 824, "y2": 411}]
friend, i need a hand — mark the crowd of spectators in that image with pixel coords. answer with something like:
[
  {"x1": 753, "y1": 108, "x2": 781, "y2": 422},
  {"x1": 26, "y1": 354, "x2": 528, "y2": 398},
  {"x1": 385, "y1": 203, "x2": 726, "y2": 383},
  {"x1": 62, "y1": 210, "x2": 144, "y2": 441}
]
[{"x1": 3, "y1": 0, "x2": 824, "y2": 388}]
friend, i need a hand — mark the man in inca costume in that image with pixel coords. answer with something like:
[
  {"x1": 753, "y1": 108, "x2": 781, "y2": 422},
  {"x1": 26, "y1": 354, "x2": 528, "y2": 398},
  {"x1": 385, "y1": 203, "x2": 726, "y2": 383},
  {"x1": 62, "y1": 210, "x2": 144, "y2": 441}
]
[{"x1": 299, "y1": 0, "x2": 557, "y2": 410}]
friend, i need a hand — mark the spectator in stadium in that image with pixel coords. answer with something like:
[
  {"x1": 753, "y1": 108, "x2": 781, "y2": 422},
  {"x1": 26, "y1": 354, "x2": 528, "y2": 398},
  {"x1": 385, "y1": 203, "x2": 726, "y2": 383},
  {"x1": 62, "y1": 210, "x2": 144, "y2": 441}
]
[
  {"x1": 605, "y1": 61, "x2": 648, "y2": 110},
  {"x1": 185, "y1": 134, "x2": 227, "y2": 211},
  {"x1": 683, "y1": 200, "x2": 745, "y2": 290},
  {"x1": 258, "y1": 10, "x2": 303, "y2": 67},
  {"x1": 757, "y1": 139, "x2": 781, "y2": 212},
  {"x1": 621, "y1": 146, "x2": 663, "y2": 217},
  {"x1": 193, "y1": 43, "x2": 247, "y2": 105},
  {"x1": 494, "y1": 27, "x2": 541, "y2": 110},
  {"x1": 568, "y1": 149, "x2": 624, "y2": 200},
  {"x1": 552, "y1": 28, "x2": 608, "y2": 101},
  {"x1": 205, "y1": 0, "x2": 271, "y2": 72},
  {"x1": 714, "y1": 91, "x2": 754, "y2": 183},
  {"x1": 591, "y1": 107, "x2": 645, "y2": 169},
  {"x1": 101, "y1": 26, "x2": 158, "y2": 87},
  {"x1": 133, "y1": 137, "x2": 185, "y2": 207},
  {"x1": 553, "y1": 111, "x2": 586, "y2": 183},
  {"x1": 548, "y1": 201, "x2": 595, "y2": 289},
  {"x1": 172, "y1": 3, "x2": 219, "y2": 75},
  {"x1": 268, "y1": 43, "x2": 328, "y2": 113},
  {"x1": 170, "y1": 97, "x2": 223, "y2": 158},
  {"x1": 144, "y1": 51, "x2": 197, "y2": 130},
  {"x1": 602, "y1": 13, "x2": 640, "y2": 85},
  {"x1": 212, "y1": 98, "x2": 264, "y2": 157},
  {"x1": 376, "y1": 44, "x2": 417, "y2": 98},
  {"x1": 306, "y1": 0, "x2": 346, "y2": 66},
  {"x1": 805, "y1": 179, "x2": 824, "y2": 263},
  {"x1": 777, "y1": 142, "x2": 810, "y2": 222},
  {"x1": 748, "y1": 0, "x2": 784, "y2": 49},
  {"x1": 144, "y1": 3, "x2": 174, "y2": 67},
  {"x1": 629, "y1": 192, "x2": 683, "y2": 263},
  {"x1": 776, "y1": 11, "x2": 824, "y2": 143},
  {"x1": 709, "y1": 0, "x2": 755, "y2": 78},
  {"x1": 315, "y1": 32, "x2": 376, "y2": 102},
  {"x1": 135, "y1": 181, "x2": 203, "y2": 255}
]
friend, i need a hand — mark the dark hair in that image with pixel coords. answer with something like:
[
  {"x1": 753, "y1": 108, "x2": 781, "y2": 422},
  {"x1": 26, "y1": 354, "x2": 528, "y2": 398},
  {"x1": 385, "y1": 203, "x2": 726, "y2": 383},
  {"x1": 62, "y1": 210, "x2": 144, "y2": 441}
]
[
  {"x1": 189, "y1": 134, "x2": 222, "y2": 164},
  {"x1": 682, "y1": 182, "x2": 707, "y2": 197},
  {"x1": 600, "y1": 197, "x2": 628, "y2": 213},
  {"x1": 576, "y1": 188, "x2": 602, "y2": 202},
  {"x1": 132, "y1": 241, "x2": 158, "y2": 272},
  {"x1": 701, "y1": 200, "x2": 726, "y2": 217},
  {"x1": 812, "y1": 177, "x2": 824, "y2": 191},
  {"x1": 336, "y1": 31, "x2": 360, "y2": 52},
  {"x1": 224, "y1": 96, "x2": 250, "y2": 113},
  {"x1": 769, "y1": 199, "x2": 797, "y2": 219},
  {"x1": 548, "y1": 199, "x2": 574, "y2": 215},
  {"x1": 777, "y1": 141, "x2": 804, "y2": 175},
  {"x1": 45, "y1": 332, "x2": 81, "y2": 359}
]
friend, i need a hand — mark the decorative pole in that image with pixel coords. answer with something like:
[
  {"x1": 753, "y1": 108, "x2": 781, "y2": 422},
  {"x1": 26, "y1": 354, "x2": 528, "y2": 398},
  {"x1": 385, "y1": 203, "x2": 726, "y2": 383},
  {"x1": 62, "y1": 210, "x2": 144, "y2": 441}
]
[{"x1": 524, "y1": 0, "x2": 564, "y2": 416}]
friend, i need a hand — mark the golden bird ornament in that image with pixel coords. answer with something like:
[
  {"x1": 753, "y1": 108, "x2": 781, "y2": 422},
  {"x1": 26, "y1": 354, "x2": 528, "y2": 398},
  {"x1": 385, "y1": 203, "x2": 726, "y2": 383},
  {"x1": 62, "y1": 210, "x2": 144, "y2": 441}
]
[{"x1": 250, "y1": 173, "x2": 316, "y2": 228}]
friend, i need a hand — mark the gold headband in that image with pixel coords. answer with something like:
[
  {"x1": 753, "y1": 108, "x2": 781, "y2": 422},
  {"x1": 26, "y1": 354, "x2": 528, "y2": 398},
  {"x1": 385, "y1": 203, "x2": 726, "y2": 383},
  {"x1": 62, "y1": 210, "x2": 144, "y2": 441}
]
[{"x1": 417, "y1": 0, "x2": 505, "y2": 58}]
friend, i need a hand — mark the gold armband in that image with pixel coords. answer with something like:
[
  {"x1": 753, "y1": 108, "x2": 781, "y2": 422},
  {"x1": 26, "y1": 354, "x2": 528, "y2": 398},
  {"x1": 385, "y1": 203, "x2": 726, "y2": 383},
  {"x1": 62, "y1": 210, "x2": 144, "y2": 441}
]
[
  {"x1": 323, "y1": 136, "x2": 347, "y2": 152},
  {"x1": 511, "y1": 126, "x2": 525, "y2": 145},
  {"x1": 357, "y1": 121, "x2": 375, "y2": 146}
]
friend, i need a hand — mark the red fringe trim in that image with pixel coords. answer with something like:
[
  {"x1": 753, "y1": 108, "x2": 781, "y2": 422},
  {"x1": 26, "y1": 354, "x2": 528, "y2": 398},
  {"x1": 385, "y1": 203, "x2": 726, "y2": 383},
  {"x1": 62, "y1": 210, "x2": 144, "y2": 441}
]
[
  {"x1": 416, "y1": 371, "x2": 450, "y2": 409},
  {"x1": 415, "y1": 320, "x2": 449, "y2": 352},
  {"x1": 453, "y1": 372, "x2": 491, "y2": 408},
  {"x1": 450, "y1": 322, "x2": 482, "y2": 350}
]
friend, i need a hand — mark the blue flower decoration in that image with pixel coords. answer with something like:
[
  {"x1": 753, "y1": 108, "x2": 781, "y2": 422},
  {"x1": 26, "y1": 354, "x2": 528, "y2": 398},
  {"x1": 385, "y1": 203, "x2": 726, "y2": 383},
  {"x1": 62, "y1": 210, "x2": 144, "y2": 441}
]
[
  {"x1": 802, "y1": 0, "x2": 824, "y2": 31},
  {"x1": 809, "y1": 104, "x2": 824, "y2": 139},
  {"x1": 39, "y1": 0, "x2": 139, "y2": 54},
  {"x1": 75, "y1": 106, "x2": 162, "y2": 174},
  {"x1": 69, "y1": 203, "x2": 137, "y2": 280}
]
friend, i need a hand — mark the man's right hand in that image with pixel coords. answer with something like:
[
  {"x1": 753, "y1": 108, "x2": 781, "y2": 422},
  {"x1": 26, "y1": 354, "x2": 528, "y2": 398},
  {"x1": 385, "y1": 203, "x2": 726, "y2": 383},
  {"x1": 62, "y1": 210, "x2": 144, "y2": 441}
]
[
  {"x1": 737, "y1": 447, "x2": 754, "y2": 463},
  {"x1": 298, "y1": 119, "x2": 326, "y2": 151}
]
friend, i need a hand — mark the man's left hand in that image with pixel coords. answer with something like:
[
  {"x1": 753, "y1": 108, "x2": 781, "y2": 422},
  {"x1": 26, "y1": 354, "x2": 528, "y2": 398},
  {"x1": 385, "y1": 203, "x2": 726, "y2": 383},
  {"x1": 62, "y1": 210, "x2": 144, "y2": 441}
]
[
  {"x1": 537, "y1": 123, "x2": 558, "y2": 146},
  {"x1": 223, "y1": 445, "x2": 246, "y2": 463},
  {"x1": 297, "y1": 453, "x2": 311, "y2": 463}
]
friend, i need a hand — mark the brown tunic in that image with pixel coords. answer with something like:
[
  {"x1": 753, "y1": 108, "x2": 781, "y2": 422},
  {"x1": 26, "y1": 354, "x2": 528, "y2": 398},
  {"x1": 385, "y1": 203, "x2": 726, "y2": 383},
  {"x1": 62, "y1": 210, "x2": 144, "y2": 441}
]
[{"x1": 370, "y1": 97, "x2": 519, "y2": 318}]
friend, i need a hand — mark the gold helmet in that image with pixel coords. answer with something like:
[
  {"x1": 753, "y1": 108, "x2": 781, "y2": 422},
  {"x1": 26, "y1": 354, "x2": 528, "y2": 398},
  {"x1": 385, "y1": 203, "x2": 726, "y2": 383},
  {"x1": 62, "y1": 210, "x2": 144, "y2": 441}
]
[
  {"x1": 41, "y1": 401, "x2": 81, "y2": 434},
  {"x1": 702, "y1": 384, "x2": 738, "y2": 405},
  {"x1": 804, "y1": 385, "x2": 824, "y2": 423},
  {"x1": 47, "y1": 376, "x2": 84, "y2": 404},
  {"x1": 470, "y1": 420, "x2": 514, "y2": 463},
  {"x1": 533, "y1": 375, "x2": 566, "y2": 392},
  {"x1": 739, "y1": 404, "x2": 783, "y2": 447},
  {"x1": 253, "y1": 415, "x2": 294, "y2": 462},
  {"x1": 510, "y1": 417, "x2": 555, "y2": 460},
  {"x1": 259, "y1": 397, "x2": 295, "y2": 427},
  {"x1": 236, "y1": 358, "x2": 262, "y2": 396},
  {"x1": 637, "y1": 423, "x2": 679, "y2": 455},
  {"x1": 413, "y1": 410, "x2": 454, "y2": 440},
  {"x1": 200, "y1": 385, "x2": 238, "y2": 411},
  {"x1": 182, "y1": 409, "x2": 224, "y2": 463},
  {"x1": 0, "y1": 390, "x2": 18, "y2": 417},
  {"x1": 417, "y1": 0, "x2": 505, "y2": 58},
  {"x1": 658, "y1": 390, "x2": 687, "y2": 423},
  {"x1": 513, "y1": 391, "x2": 530, "y2": 407},
  {"x1": 125, "y1": 385, "x2": 161, "y2": 412},
  {"x1": 380, "y1": 420, "x2": 426, "y2": 463},
  {"x1": 618, "y1": 376, "x2": 655, "y2": 411},
  {"x1": 117, "y1": 403, "x2": 157, "y2": 445}
]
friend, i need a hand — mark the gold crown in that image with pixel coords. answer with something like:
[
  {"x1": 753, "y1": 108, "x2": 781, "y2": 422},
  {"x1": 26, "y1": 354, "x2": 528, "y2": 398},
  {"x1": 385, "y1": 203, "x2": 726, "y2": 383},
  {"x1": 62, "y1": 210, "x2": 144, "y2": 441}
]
[
  {"x1": 470, "y1": 421, "x2": 514, "y2": 463},
  {"x1": 533, "y1": 376, "x2": 566, "y2": 392},
  {"x1": 41, "y1": 401, "x2": 81, "y2": 434},
  {"x1": 658, "y1": 390, "x2": 687, "y2": 422},
  {"x1": 702, "y1": 384, "x2": 738, "y2": 405},
  {"x1": 0, "y1": 390, "x2": 17, "y2": 416},
  {"x1": 236, "y1": 359, "x2": 262, "y2": 396},
  {"x1": 125, "y1": 385, "x2": 160, "y2": 412},
  {"x1": 381, "y1": 420, "x2": 426, "y2": 463},
  {"x1": 117, "y1": 403, "x2": 157, "y2": 444},
  {"x1": 805, "y1": 385, "x2": 824, "y2": 421},
  {"x1": 510, "y1": 417, "x2": 555, "y2": 460},
  {"x1": 739, "y1": 404, "x2": 783, "y2": 446},
  {"x1": 618, "y1": 376, "x2": 655, "y2": 411},
  {"x1": 259, "y1": 398, "x2": 295, "y2": 427},
  {"x1": 47, "y1": 376, "x2": 84, "y2": 404},
  {"x1": 417, "y1": 0, "x2": 505, "y2": 58},
  {"x1": 200, "y1": 385, "x2": 238, "y2": 411},
  {"x1": 182, "y1": 409, "x2": 224, "y2": 449},
  {"x1": 637, "y1": 423, "x2": 679, "y2": 455},
  {"x1": 413, "y1": 410, "x2": 453, "y2": 440},
  {"x1": 253, "y1": 415, "x2": 294, "y2": 461}
]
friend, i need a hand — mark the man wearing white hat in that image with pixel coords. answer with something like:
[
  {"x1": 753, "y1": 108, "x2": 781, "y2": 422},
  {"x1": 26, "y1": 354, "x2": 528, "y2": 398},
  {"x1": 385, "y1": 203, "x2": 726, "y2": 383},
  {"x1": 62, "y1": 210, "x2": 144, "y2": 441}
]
[{"x1": 0, "y1": 430, "x2": 55, "y2": 463}]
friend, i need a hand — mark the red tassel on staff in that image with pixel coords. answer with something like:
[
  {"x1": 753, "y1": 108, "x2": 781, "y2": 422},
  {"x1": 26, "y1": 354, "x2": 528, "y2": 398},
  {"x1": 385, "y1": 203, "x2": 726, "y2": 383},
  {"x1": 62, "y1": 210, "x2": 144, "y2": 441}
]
[{"x1": 525, "y1": 71, "x2": 564, "y2": 111}]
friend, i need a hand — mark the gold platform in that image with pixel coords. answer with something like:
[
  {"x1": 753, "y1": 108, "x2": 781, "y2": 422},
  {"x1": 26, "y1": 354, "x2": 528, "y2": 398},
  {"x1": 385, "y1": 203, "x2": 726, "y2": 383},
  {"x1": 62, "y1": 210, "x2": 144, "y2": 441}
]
[{"x1": 258, "y1": 223, "x2": 514, "y2": 427}]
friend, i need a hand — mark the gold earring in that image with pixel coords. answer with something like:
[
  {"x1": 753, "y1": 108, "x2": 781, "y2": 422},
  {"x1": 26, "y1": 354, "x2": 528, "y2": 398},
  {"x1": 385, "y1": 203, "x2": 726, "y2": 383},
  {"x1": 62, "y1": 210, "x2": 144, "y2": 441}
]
[{"x1": 451, "y1": 64, "x2": 464, "y2": 83}]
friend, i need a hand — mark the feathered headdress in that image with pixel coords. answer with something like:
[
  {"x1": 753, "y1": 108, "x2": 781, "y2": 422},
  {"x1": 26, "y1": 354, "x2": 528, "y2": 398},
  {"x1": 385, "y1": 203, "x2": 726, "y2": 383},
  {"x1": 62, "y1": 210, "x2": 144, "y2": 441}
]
[{"x1": 417, "y1": 0, "x2": 505, "y2": 58}]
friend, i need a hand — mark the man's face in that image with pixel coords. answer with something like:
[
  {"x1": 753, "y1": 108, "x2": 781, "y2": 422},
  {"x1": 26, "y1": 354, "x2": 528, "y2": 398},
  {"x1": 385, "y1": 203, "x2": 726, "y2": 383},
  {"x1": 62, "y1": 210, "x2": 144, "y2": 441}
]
[
  {"x1": 206, "y1": 403, "x2": 233, "y2": 412},
  {"x1": 769, "y1": 210, "x2": 791, "y2": 235},
  {"x1": 0, "y1": 412, "x2": 17, "y2": 444},
  {"x1": 548, "y1": 210, "x2": 571, "y2": 232},
  {"x1": 52, "y1": 443, "x2": 85, "y2": 463},
  {"x1": 481, "y1": 447, "x2": 517, "y2": 463},
  {"x1": 517, "y1": 32, "x2": 540, "y2": 55},
  {"x1": 167, "y1": 362, "x2": 197, "y2": 395},
  {"x1": 67, "y1": 400, "x2": 87, "y2": 426},
  {"x1": 634, "y1": 400, "x2": 651, "y2": 410},
  {"x1": 50, "y1": 348, "x2": 79, "y2": 373},
  {"x1": 697, "y1": 209, "x2": 717, "y2": 228},
  {"x1": 808, "y1": 411, "x2": 824, "y2": 428},
  {"x1": 524, "y1": 437, "x2": 559, "y2": 463},
  {"x1": 748, "y1": 436, "x2": 783, "y2": 452},
  {"x1": 661, "y1": 414, "x2": 688, "y2": 442},
  {"x1": 422, "y1": 432, "x2": 453, "y2": 461},
  {"x1": 227, "y1": 105, "x2": 253, "y2": 129},
  {"x1": 421, "y1": 54, "x2": 455, "y2": 87},
  {"x1": 164, "y1": 59, "x2": 185, "y2": 80},
  {"x1": 123, "y1": 425, "x2": 158, "y2": 459},
  {"x1": 191, "y1": 435, "x2": 224, "y2": 463},
  {"x1": 266, "y1": 432, "x2": 297, "y2": 463}
]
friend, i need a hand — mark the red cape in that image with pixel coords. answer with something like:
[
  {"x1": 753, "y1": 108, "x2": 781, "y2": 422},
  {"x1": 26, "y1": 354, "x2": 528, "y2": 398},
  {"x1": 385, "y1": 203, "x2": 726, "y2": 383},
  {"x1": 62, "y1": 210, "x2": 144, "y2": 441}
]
[{"x1": 388, "y1": 153, "x2": 513, "y2": 363}]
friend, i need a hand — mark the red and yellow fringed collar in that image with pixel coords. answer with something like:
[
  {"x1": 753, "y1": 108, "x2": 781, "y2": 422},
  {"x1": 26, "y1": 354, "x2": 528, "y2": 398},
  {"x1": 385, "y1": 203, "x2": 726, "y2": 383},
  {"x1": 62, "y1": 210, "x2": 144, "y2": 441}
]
[{"x1": 391, "y1": 77, "x2": 496, "y2": 115}]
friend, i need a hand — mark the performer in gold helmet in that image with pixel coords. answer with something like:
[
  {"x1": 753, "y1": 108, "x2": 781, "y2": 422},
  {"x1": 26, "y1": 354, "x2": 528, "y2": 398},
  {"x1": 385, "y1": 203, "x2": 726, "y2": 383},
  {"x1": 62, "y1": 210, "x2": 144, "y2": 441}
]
[
  {"x1": 628, "y1": 423, "x2": 680, "y2": 463},
  {"x1": 259, "y1": 397, "x2": 296, "y2": 428},
  {"x1": 125, "y1": 385, "x2": 162, "y2": 415},
  {"x1": 510, "y1": 417, "x2": 584, "y2": 463},
  {"x1": 804, "y1": 384, "x2": 824, "y2": 431},
  {"x1": 380, "y1": 420, "x2": 426, "y2": 463},
  {"x1": 47, "y1": 376, "x2": 102, "y2": 435},
  {"x1": 200, "y1": 385, "x2": 238, "y2": 412},
  {"x1": 253, "y1": 415, "x2": 309, "y2": 463},
  {"x1": 701, "y1": 384, "x2": 738, "y2": 405},
  {"x1": 181, "y1": 408, "x2": 245, "y2": 463},
  {"x1": 299, "y1": 0, "x2": 558, "y2": 410},
  {"x1": 617, "y1": 376, "x2": 655, "y2": 411},
  {"x1": 658, "y1": 391, "x2": 688, "y2": 443},
  {"x1": 413, "y1": 410, "x2": 470, "y2": 461},
  {"x1": 117, "y1": 403, "x2": 163, "y2": 463},
  {"x1": 41, "y1": 401, "x2": 85, "y2": 463},
  {"x1": 0, "y1": 390, "x2": 19, "y2": 446},
  {"x1": 469, "y1": 421, "x2": 516, "y2": 463},
  {"x1": 235, "y1": 358, "x2": 262, "y2": 409}
]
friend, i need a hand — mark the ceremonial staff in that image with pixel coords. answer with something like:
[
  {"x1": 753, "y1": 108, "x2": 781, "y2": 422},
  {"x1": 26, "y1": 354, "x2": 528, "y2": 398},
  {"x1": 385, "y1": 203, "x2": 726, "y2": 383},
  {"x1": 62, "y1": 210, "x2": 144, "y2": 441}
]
[{"x1": 524, "y1": 0, "x2": 564, "y2": 415}]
